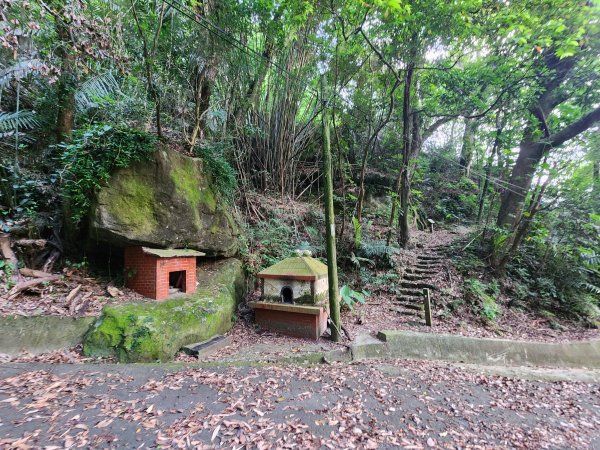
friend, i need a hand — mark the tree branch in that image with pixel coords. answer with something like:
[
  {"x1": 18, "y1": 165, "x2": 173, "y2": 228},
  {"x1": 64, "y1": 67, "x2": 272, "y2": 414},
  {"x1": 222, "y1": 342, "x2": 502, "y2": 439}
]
[
  {"x1": 422, "y1": 117, "x2": 453, "y2": 143},
  {"x1": 545, "y1": 106, "x2": 600, "y2": 148},
  {"x1": 359, "y1": 28, "x2": 403, "y2": 83}
]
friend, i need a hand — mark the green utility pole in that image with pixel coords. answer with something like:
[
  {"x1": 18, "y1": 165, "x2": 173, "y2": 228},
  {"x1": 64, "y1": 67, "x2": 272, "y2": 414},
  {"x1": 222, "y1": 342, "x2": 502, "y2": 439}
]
[{"x1": 321, "y1": 75, "x2": 341, "y2": 342}]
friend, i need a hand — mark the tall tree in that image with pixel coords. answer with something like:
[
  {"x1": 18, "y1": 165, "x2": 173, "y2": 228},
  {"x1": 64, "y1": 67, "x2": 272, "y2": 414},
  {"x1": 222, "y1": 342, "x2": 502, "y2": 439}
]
[{"x1": 492, "y1": 0, "x2": 600, "y2": 272}]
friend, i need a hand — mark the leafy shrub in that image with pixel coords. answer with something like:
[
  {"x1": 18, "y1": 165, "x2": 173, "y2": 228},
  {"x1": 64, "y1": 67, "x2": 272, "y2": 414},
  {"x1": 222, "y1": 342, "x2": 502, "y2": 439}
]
[
  {"x1": 464, "y1": 278, "x2": 501, "y2": 322},
  {"x1": 0, "y1": 259, "x2": 14, "y2": 290},
  {"x1": 351, "y1": 216, "x2": 362, "y2": 248},
  {"x1": 240, "y1": 213, "x2": 326, "y2": 275},
  {"x1": 193, "y1": 142, "x2": 237, "y2": 201},
  {"x1": 59, "y1": 124, "x2": 157, "y2": 223},
  {"x1": 356, "y1": 240, "x2": 400, "y2": 269},
  {"x1": 417, "y1": 152, "x2": 480, "y2": 223},
  {"x1": 507, "y1": 238, "x2": 600, "y2": 321},
  {"x1": 0, "y1": 164, "x2": 58, "y2": 224},
  {"x1": 340, "y1": 285, "x2": 367, "y2": 310}
]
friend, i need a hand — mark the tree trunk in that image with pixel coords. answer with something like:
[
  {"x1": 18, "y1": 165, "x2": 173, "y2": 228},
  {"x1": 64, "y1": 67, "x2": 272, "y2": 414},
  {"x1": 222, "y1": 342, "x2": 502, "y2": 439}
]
[
  {"x1": 459, "y1": 117, "x2": 477, "y2": 177},
  {"x1": 496, "y1": 138, "x2": 544, "y2": 228},
  {"x1": 356, "y1": 78, "x2": 401, "y2": 222},
  {"x1": 321, "y1": 76, "x2": 340, "y2": 342},
  {"x1": 398, "y1": 64, "x2": 414, "y2": 248},
  {"x1": 0, "y1": 233, "x2": 23, "y2": 283},
  {"x1": 233, "y1": 42, "x2": 274, "y2": 126},
  {"x1": 131, "y1": 0, "x2": 165, "y2": 138},
  {"x1": 54, "y1": 1, "x2": 75, "y2": 142},
  {"x1": 477, "y1": 114, "x2": 503, "y2": 222},
  {"x1": 190, "y1": 70, "x2": 213, "y2": 147},
  {"x1": 355, "y1": 123, "x2": 373, "y2": 223}
]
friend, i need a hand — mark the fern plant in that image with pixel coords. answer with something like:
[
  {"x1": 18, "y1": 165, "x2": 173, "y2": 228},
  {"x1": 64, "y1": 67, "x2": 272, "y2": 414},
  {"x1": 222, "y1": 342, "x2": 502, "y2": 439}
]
[
  {"x1": 357, "y1": 240, "x2": 400, "y2": 269},
  {"x1": 464, "y1": 278, "x2": 501, "y2": 323},
  {"x1": 0, "y1": 111, "x2": 40, "y2": 137},
  {"x1": 351, "y1": 216, "x2": 362, "y2": 248},
  {"x1": 75, "y1": 72, "x2": 120, "y2": 111},
  {"x1": 0, "y1": 59, "x2": 44, "y2": 90}
]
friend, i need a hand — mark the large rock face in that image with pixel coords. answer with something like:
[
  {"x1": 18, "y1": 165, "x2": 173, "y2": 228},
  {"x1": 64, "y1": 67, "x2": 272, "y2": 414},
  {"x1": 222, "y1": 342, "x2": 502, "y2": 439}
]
[
  {"x1": 89, "y1": 147, "x2": 239, "y2": 256},
  {"x1": 83, "y1": 258, "x2": 245, "y2": 362}
]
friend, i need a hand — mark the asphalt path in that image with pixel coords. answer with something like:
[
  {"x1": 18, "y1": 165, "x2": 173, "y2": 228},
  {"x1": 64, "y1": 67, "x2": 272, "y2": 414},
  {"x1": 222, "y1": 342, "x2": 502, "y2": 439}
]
[{"x1": 0, "y1": 359, "x2": 598, "y2": 449}]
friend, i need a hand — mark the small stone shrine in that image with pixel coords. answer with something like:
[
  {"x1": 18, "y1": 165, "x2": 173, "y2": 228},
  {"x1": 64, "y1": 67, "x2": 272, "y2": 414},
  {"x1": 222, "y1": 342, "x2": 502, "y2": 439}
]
[
  {"x1": 124, "y1": 246, "x2": 205, "y2": 300},
  {"x1": 250, "y1": 250, "x2": 329, "y2": 339}
]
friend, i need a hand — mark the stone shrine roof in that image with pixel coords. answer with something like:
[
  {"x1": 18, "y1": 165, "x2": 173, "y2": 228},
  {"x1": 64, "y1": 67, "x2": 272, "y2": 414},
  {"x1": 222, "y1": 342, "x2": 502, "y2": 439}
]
[
  {"x1": 141, "y1": 247, "x2": 205, "y2": 258},
  {"x1": 258, "y1": 256, "x2": 328, "y2": 281}
]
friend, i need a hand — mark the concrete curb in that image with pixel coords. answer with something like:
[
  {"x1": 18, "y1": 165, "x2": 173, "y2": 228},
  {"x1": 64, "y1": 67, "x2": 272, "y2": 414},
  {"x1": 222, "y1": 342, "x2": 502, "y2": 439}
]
[
  {"x1": 372, "y1": 330, "x2": 600, "y2": 368},
  {"x1": 0, "y1": 316, "x2": 95, "y2": 355}
]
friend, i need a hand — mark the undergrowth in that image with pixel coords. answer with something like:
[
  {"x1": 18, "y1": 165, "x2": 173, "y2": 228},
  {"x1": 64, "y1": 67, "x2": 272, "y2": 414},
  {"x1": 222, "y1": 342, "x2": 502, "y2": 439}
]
[
  {"x1": 193, "y1": 141, "x2": 237, "y2": 201},
  {"x1": 450, "y1": 230, "x2": 599, "y2": 324},
  {"x1": 239, "y1": 198, "x2": 326, "y2": 275},
  {"x1": 59, "y1": 124, "x2": 157, "y2": 223}
]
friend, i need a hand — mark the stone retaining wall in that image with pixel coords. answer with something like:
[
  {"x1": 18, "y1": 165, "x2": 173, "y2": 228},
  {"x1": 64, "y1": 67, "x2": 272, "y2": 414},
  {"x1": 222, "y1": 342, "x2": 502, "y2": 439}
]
[
  {"x1": 0, "y1": 316, "x2": 95, "y2": 356},
  {"x1": 371, "y1": 330, "x2": 600, "y2": 368}
]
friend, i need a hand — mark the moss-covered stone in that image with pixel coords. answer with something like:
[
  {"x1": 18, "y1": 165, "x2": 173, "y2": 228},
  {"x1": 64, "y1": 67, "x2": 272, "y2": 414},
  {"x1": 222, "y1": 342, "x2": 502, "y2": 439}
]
[
  {"x1": 105, "y1": 173, "x2": 158, "y2": 235},
  {"x1": 83, "y1": 259, "x2": 245, "y2": 362},
  {"x1": 89, "y1": 146, "x2": 239, "y2": 257}
]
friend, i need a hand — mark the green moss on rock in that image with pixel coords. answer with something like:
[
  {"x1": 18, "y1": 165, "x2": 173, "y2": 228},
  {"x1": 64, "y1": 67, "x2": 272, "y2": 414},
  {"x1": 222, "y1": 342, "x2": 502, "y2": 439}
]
[
  {"x1": 83, "y1": 259, "x2": 245, "y2": 362},
  {"x1": 104, "y1": 173, "x2": 157, "y2": 235},
  {"x1": 170, "y1": 158, "x2": 217, "y2": 213},
  {"x1": 89, "y1": 147, "x2": 240, "y2": 257}
]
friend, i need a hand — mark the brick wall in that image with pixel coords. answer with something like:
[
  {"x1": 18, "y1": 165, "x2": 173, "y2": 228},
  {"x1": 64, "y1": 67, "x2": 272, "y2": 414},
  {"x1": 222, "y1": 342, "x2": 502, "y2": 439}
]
[
  {"x1": 124, "y1": 247, "x2": 197, "y2": 300},
  {"x1": 254, "y1": 308, "x2": 328, "y2": 340},
  {"x1": 124, "y1": 246, "x2": 158, "y2": 299},
  {"x1": 155, "y1": 257, "x2": 197, "y2": 300}
]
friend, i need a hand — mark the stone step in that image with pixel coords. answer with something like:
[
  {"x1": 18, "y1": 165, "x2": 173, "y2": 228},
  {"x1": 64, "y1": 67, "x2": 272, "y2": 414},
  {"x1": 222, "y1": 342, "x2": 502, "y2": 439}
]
[
  {"x1": 389, "y1": 306, "x2": 422, "y2": 316},
  {"x1": 182, "y1": 335, "x2": 233, "y2": 358},
  {"x1": 396, "y1": 295, "x2": 423, "y2": 303},
  {"x1": 403, "y1": 274, "x2": 432, "y2": 281},
  {"x1": 406, "y1": 268, "x2": 434, "y2": 274},
  {"x1": 417, "y1": 255, "x2": 444, "y2": 262},
  {"x1": 415, "y1": 263, "x2": 442, "y2": 270},
  {"x1": 398, "y1": 288, "x2": 424, "y2": 297},
  {"x1": 397, "y1": 302, "x2": 424, "y2": 311},
  {"x1": 401, "y1": 281, "x2": 437, "y2": 290}
]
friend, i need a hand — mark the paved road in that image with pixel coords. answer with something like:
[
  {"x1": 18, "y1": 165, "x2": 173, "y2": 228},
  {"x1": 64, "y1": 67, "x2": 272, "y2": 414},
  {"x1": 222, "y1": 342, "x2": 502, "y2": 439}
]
[{"x1": 0, "y1": 359, "x2": 598, "y2": 449}]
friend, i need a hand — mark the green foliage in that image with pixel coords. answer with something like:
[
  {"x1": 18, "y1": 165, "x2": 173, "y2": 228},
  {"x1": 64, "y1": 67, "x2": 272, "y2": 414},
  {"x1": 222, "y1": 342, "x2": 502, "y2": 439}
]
[
  {"x1": 75, "y1": 72, "x2": 120, "y2": 112},
  {"x1": 464, "y1": 278, "x2": 501, "y2": 323},
  {"x1": 0, "y1": 111, "x2": 40, "y2": 137},
  {"x1": 350, "y1": 252, "x2": 375, "y2": 270},
  {"x1": 240, "y1": 206, "x2": 326, "y2": 275},
  {"x1": 507, "y1": 239, "x2": 600, "y2": 321},
  {"x1": 0, "y1": 259, "x2": 14, "y2": 290},
  {"x1": 416, "y1": 149, "x2": 481, "y2": 224},
  {"x1": 60, "y1": 124, "x2": 157, "y2": 223},
  {"x1": 193, "y1": 142, "x2": 237, "y2": 201},
  {"x1": 340, "y1": 285, "x2": 367, "y2": 310},
  {"x1": 0, "y1": 164, "x2": 58, "y2": 224},
  {"x1": 450, "y1": 233, "x2": 487, "y2": 275},
  {"x1": 351, "y1": 216, "x2": 362, "y2": 248},
  {"x1": 432, "y1": 177, "x2": 479, "y2": 223},
  {"x1": 356, "y1": 241, "x2": 400, "y2": 269}
]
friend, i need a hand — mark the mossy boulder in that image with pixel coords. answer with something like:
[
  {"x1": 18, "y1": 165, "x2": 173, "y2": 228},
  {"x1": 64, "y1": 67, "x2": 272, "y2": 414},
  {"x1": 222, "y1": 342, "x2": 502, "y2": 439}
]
[
  {"x1": 83, "y1": 258, "x2": 245, "y2": 362},
  {"x1": 89, "y1": 146, "x2": 239, "y2": 257}
]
